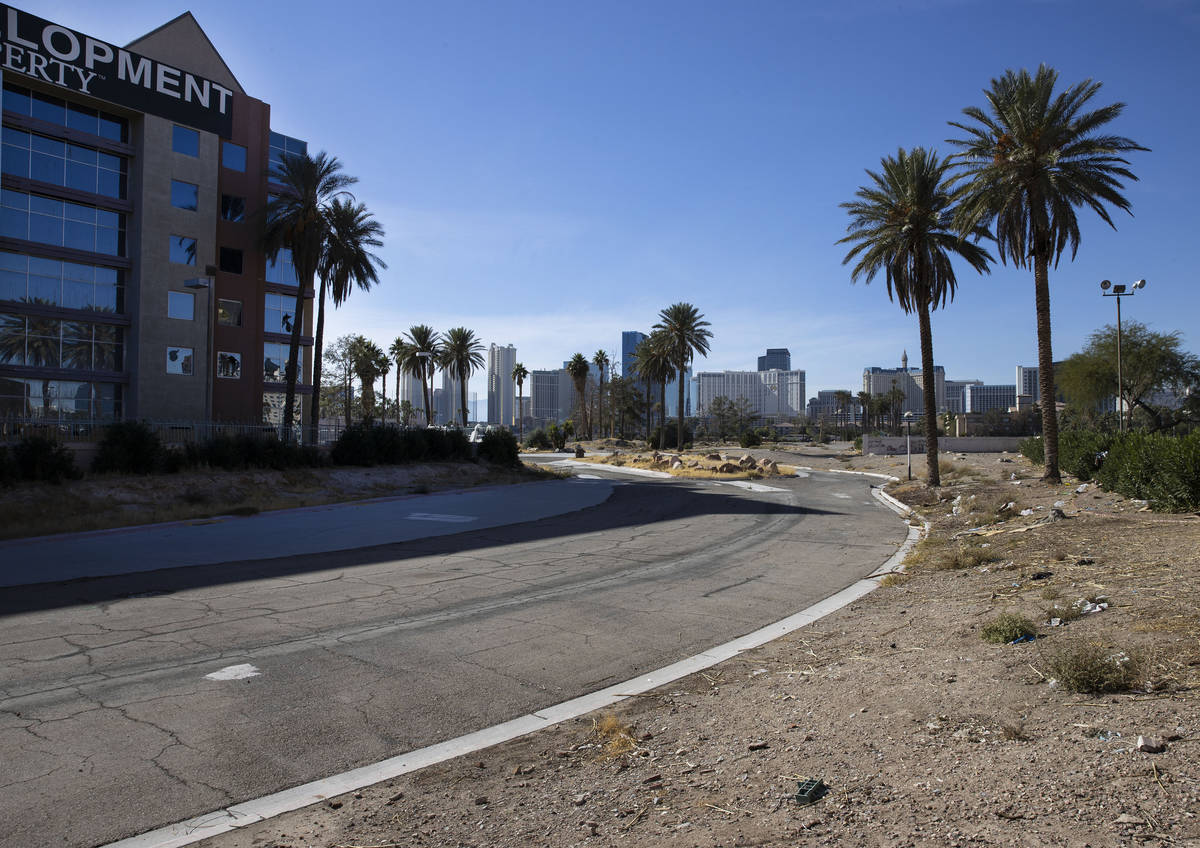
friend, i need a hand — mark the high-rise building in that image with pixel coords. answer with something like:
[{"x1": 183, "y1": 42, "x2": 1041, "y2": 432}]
[
  {"x1": 806, "y1": 390, "x2": 862, "y2": 423},
  {"x1": 397, "y1": 371, "x2": 426, "y2": 420},
  {"x1": 0, "y1": 8, "x2": 314, "y2": 426},
  {"x1": 621, "y1": 330, "x2": 646, "y2": 379},
  {"x1": 757, "y1": 348, "x2": 791, "y2": 371},
  {"x1": 964, "y1": 384, "x2": 1017, "y2": 414},
  {"x1": 530, "y1": 368, "x2": 574, "y2": 425},
  {"x1": 695, "y1": 370, "x2": 805, "y2": 421},
  {"x1": 863, "y1": 351, "x2": 945, "y2": 414},
  {"x1": 486, "y1": 343, "x2": 516, "y2": 426},
  {"x1": 438, "y1": 370, "x2": 463, "y2": 424},
  {"x1": 944, "y1": 379, "x2": 983, "y2": 414}
]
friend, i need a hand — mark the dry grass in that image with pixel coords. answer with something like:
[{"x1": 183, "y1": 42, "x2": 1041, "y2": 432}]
[
  {"x1": 591, "y1": 713, "x2": 639, "y2": 759},
  {"x1": 1041, "y1": 641, "x2": 1145, "y2": 694},
  {"x1": 879, "y1": 572, "x2": 912, "y2": 588},
  {"x1": 980, "y1": 613, "x2": 1038, "y2": 644},
  {"x1": 575, "y1": 455, "x2": 769, "y2": 481},
  {"x1": 904, "y1": 536, "x2": 1000, "y2": 571}
]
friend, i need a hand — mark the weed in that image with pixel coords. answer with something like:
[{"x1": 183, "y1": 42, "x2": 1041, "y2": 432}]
[
  {"x1": 997, "y1": 719, "x2": 1031, "y2": 741},
  {"x1": 980, "y1": 613, "x2": 1037, "y2": 644},
  {"x1": 1040, "y1": 586, "x2": 1061, "y2": 601},
  {"x1": 1042, "y1": 641, "x2": 1144, "y2": 694},
  {"x1": 592, "y1": 713, "x2": 638, "y2": 758},
  {"x1": 880, "y1": 572, "x2": 911, "y2": 588},
  {"x1": 1042, "y1": 601, "x2": 1086, "y2": 624}
]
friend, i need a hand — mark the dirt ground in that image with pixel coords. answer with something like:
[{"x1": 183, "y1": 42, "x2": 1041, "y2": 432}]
[{"x1": 193, "y1": 444, "x2": 1200, "y2": 848}]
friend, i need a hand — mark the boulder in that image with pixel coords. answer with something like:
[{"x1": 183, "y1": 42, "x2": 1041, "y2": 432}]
[
  {"x1": 574, "y1": 446, "x2": 585, "y2": 458},
  {"x1": 671, "y1": 459, "x2": 683, "y2": 469},
  {"x1": 705, "y1": 453, "x2": 722, "y2": 461},
  {"x1": 717, "y1": 462, "x2": 740, "y2": 474}
]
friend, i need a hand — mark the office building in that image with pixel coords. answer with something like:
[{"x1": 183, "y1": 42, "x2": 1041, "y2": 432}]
[
  {"x1": 944, "y1": 379, "x2": 983, "y2": 414},
  {"x1": 807, "y1": 389, "x2": 861, "y2": 424},
  {"x1": 757, "y1": 348, "x2": 791, "y2": 372},
  {"x1": 620, "y1": 330, "x2": 646, "y2": 380},
  {"x1": 1016, "y1": 365, "x2": 1038, "y2": 398},
  {"x1": 695, "y1": 369, "x2": 805, "y2": 421},
  {"x1": 0, "y1": 7, "x2": 315, "y2": 425},
  {"x1": 963, "y1": 384, "x2": 1017, "y2": 414},
  {"x1": 863, "y1": 351, "x2": 945, "y2": 414},
  {"x1": 530, "y1": 367, "x2": 574, "y2": 425},
  {"x1": 486, "y1": 342, "x2": 516, "y2": 426}
]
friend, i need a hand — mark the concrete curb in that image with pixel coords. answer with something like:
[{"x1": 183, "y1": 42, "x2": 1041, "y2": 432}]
[{"x1": 101, "y1": 479, "x2": 919, "y2": 848}]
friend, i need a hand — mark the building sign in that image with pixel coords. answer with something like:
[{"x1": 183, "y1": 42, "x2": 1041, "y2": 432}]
[{"x1": 0, "y1": 5, "x2": 233, "y2": 137}]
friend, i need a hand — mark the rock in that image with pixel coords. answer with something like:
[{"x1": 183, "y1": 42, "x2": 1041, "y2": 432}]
[
  {"x1": 1115, "y1": 813, "x2": 1146, "y2": 825},
  {"x1": 473, "y1": 795, "x2": 489, "y2": 805},
  {"x1": 1136, "y1": 735, "x2": 1167, "y2": 753},
  {"x1": 747, "y1": 741, "x2": 769, "y2": 751},
  {"x1": 573, "y1": 793, "x2": 590, "y2": 806},
  {"x1": 717, "y1": 462, "x2": 740, "y2": 474},
  {"x1": 574, "y1": 446, "x2": 585, "y2": 458},
  {"x1": 706, "y1": 453, "x2": 721, "y2": 461},
  {"x1": 671, "y1": 459, "x2": 683, "y2": 469}
]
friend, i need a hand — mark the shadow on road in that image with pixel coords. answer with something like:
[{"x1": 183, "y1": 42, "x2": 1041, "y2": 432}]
[{"x1": 1, "y1": 479, "x2": 850, "y2": 617}]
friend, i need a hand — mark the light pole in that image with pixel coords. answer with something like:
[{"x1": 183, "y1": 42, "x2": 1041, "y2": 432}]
[
  {"x1": 184, "y1": 273, "x2": 215, "y2": 429},
  {"x1": 416, "y1": 351, "x2": 434, "y2": 425},
  {"x1": 1100, "y1": 279, "x2": 1146, "y2": 431},
  {"x1": 904, "y1": 411, "x2": 914, "y2": 481}
]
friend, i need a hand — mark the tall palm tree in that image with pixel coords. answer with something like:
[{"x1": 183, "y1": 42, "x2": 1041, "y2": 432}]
[
  {"x1": 653, "y1": 303, "x2": 712, "y2": 451},
  {"x1": 511, "y1": 362, "x2": 529, "y2": 442},
  {"x1": 347, "y1": 335, "x2": 385, "y2": 422},
  {"x1": 592, "y1": 350, "x2": 609, "y2": 439},
  {"x1": 839, "y1": 146, "x2": 992, "y2": 486},
  {"x1": 632, "y1": 332, "x2": 674, "y2": 448},
  {"x1": 565, "y1": 353, "x2": 591, "y2": 439},
  {"x1": 948, "y1": 65, "x2": 1147, "y2": 483},
  {"x1": 310, "y1": 198, "x2": 385, "y2": 441},
  {"x1": 389, "y1": 338, "x2": 412, "y2": 426},
  {"x1": 443, "y1": 327, "x2": 485, "y2": 427},
  {"x1": 857, "y1": 390, "x2": 873, "y2": 431},
  {"x1": 403, "y1": 325, "x2": 441, "y2": 426},
  {"x1": 834, "y1": 390, "x2": 854, "y2": 430},
  {"x1": 262, "y1": 151, "x2": 356, "y2": 442}
]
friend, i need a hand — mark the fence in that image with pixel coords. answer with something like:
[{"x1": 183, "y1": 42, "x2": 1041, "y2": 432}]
[{"x1": 0, "y1": 417, "x2": 350, "y2": 446}]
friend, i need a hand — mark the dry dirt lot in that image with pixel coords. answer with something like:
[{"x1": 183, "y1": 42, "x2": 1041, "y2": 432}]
[{"x1": 196, "y1": 445, "x2": 1200, "y2": 848}]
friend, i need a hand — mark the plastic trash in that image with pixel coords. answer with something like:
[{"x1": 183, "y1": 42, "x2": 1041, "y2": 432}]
[{"x1": 795, "y1": 778, "x2": 827, "y2": 805}]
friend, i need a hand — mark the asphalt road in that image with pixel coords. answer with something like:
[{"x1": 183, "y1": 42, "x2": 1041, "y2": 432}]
[{"x1": 0, "y1": 467, "x2": 904, "y2": 848}]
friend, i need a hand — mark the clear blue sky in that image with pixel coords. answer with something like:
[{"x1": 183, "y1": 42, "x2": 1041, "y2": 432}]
[{"x1": 28, "y1": 0, "x2": 1200, "y2": 403}]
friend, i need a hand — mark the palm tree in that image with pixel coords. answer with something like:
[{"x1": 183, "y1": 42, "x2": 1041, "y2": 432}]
[
  {"x1": 511, "y1": 362, "x2": 529, "y2": 442},
  {"x1": 403, "y1": 325, "x2": 441, "y2": 425},
  {"x1": 948, "y1": 65, "x2": 1147, "y2": 483},
  {"x1": 592, "y1": 350, "x2": 609, "y2": 439},
  {"x1": 565, "y1": 353, "x2": 591, "y2": 439},
  {"x1": 653, "y1": 303, "x2": 712, "y2": 451},
  {"x1": 857, "y1": 390, "x2": 873, "y2": 431},
  {"x1": 834, "y1": 390, "x2": 854, "y2": 430},
  {"x1": 632, "y1": 332, "x2": 674, "y2": 449},
  {"x1": 262, "y1": 151, "x2": 356, "y2": 442},
  {"x1": 347, "y1": 336, "x2": 385, "y2": 422},
  {"x1": 389, "y1": 338, "x2": 412, "y2": 426},
  {"x1": 839, "y1": 146, "x2": 992, "y2": 486},
  {"x1": 443, "y1": 327, "x2": 485, "y2": 427},
  {"x1": 310, "y1": 199, "x2": 385, "y2": 441}
]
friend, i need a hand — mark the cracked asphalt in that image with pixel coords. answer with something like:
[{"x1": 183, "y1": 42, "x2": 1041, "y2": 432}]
[{"x1": 0, "y1": 468, "x2": 904, "y2": 848}]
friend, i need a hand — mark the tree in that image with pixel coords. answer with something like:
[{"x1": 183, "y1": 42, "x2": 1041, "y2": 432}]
[
  {"x1": 398, "y1": 399, "x2": 416, "y2": 427},
  {"x1": 948, "y1": 64, "x2": 1148, "y2": 483},
  {"x1": 565, "y1": 353, "x2": 591, "y2": 439},
  {"x1": 511, "y1": 362, "x2": 529, "y2": 442},
  {"x1": 857, "y1": 391, "x2": 874, "y2": 430},
  {"x1": 653, "y1": 303, "x2": 712, "y2": 451},
  {"x1": 706, "y1": 395, "x2": 756, "y2": 441},
  {"x1": 632, "y1": 332, "x2": 674, "y2": 449},
  {"x1": 262, "y1": 151, "x2": 357, "y2": 442},
  {"x1": 592, "y1": 350, "x2": 610, "y2": 439},
  {"x1": 402, "y1": 325, "x2": 441, "y2": 426},
  {"x1": 310, "y1": 198, "x2": 385, "y2": 441},
  {"x1": 442, "y1": 327, "x2": 485, "y2": 427},
  {"x1": 323, "y1": 335, "x2": 357, "y2": 428},
  {"x1": 833, "y1": 390, "x2": 854, "y2": 429},
  {"x1": 388, "y1": 338, "x2": 411, "y2": 426},
  {"x1": 347, "y1": 336, "x2": 386, "y2": 422},
  {"x1": 840, "y1": 147, "x2": 992, "y2": 485},
  {"x1": 1058, "y1": 322, "x2": 1199, "y2": 431}
]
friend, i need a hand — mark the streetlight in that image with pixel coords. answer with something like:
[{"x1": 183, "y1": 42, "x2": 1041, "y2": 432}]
[
  {"x1": 415, "y1": 350, "x2": 434, "y2": 425},
  {"x1": 184, "y1": 272, "x2": 215, "y2": 428},
  {"x1": 904, "y1": 411, "x2": 914, "y2": 481},
  {"x1": 1100, "y1": 278, "x2": 1147, "y2": 431}
]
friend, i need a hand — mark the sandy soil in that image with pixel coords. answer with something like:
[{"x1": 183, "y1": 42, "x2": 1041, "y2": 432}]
[{"x1": 170, "y1": 445, "x2": 1200, "y2": 847}]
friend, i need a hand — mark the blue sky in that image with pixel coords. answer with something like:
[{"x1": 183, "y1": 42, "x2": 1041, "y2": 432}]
[{"x1": 27, "y1": 0, "x2": 1200, "y2": 403}]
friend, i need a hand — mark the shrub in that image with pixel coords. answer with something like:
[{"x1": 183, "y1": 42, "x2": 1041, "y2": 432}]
[
  {"x1": 0, "y1": 445, "x2": 16, "y2": 485},
  {"x1": 1058, "y1": 430, "x2": 1113, "y2": 481},
  {"x1": 739, "y1": 429, "x2": 762, "y2": 448},
  {"x1": 13, "y1": 435, "x2": 79, "y2": 483},
  {"x1": 1043, "y1": 642, "x2": 1143, "y2": 694},
  {"x1": 331, "y1": 424, "x2": 379, "y2": 466},
  {"x1": 981, "y1": 613, "x2": 1037, "y2": 644},
  {"x1": 546, "y1": 422, "x2": 567, "y2": 451},
  {"x1": 524, "y1": 428, "x2": 552, "y2": 450},
  {"x1": 1018, "y1": 435, "x2": 1044, "y2": 465},
  {"x1": 853, "y1": 435, "x2": 863, "y2": 452},
  {"x1": 93, "y1": 421, "x2": 163, "y2": 475},
  {"x1": 648, "y1": 424, "x2": 694, "y2": 450},
  {"x1": 1096, "y1": 431, "x2": 1200, "y2": 512},
  {"x1": 198, "y1": 433, "x2": 320, "y2": 470},
  {"x1": 478, "y1": 429, "x2": 520, "y2": 466}
]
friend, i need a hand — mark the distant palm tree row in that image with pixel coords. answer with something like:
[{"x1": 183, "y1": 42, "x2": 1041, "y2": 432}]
[
  {"x1": 383, "y1": 325, "x2": 485, "y2": 428},
  {"x1": 839, "y1": 64, "x2": 1146, "y2": 486}
]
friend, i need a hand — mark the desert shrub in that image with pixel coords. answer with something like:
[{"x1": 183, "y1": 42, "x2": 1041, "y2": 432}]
[
  {"x1": 93, "y1": 421, "x2": 163, "y2": 475},
  {"x1": 1018, "y1": 435, "x2": 1043, "y2": 465},
  {"x1": 739, "y1": 429, "x2": 762, "y2": 448},
  {"x1": 981, "y1": 613, "x2": 1037, "y2": 644},
  {"x1": 198, "y1": 434, "x2": 320, "y2": 470},
  {"x1": 546, "y1": 422, "x2": 567, "y2": 451},
  {"x1": 331, "y1": 423, "x2": 382, "y2": 466},
  {"x1": 13, "y1": 435, "x2": 79, "y2": 483},
  {"x1": 648, "y1": 423, "x2": 694, "y2": 450},
  {"x1": 478, "y1": 429, "x2": 520, "y2": 466},
  {"x1": 1096, "y1": 430, "x2": 1200, "y2": 511},
  {"x1": 1058, "y1": 430, "x2": 1113, "y2": 481},
  {"x1": 1043, "y1": 642, "x2": 1143, "y2": 694},
  {"x1": 853, "y1": 435, "x2": 863, "y2": 452},
  {"x1": 524, "y1": 428, "x2": 552, "y2": 450}
]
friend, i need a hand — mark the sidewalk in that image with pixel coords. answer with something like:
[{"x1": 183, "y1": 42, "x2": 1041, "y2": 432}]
[{"x1": 0, "y1": 478, "x2": 615, "y2": 588}]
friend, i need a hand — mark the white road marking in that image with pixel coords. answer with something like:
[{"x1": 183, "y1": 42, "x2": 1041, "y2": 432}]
[
  {"x1": 405, "y1": 513, "x2": 477, "y2": 523},
  {"x1": 204, "y1": 664, "x2": 261, "y2": 681},
  {"x1": 721, "y1": 481, "x2": 788, "y2": 493},
  {"x1": 575, "y1": 474, "x2": 603, "y2": 479},
  {"x1": 792, "y1": 471, "x2": 811, "y2": 478},
  {"x1": 831, "y1": 493, "x2": 852, "y2": 499}
]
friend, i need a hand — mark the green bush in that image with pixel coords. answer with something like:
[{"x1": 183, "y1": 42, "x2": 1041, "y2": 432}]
[
  {"x1": 13, "y1": 435, "x2": 79, "y2": 483},
  {"x1": 331, "y1": 425, "x2": 471, "y2": 466},
  {"x1": 478, "y1": 429, "x2": 520, "y2": 466},
  {"x1": 0, "y1": 445, "x2": 16, "y2": 485},
  {"x1": 1018, "y1": 435, "x2": 1044, "y2": 465},
  {"x1": 980, "y1": 613, "x2": 1037, "y2": 644},
  {"x1": 546, "y1": 422, "x2": 567, "y2": 451},
  {"x1": 739, "y1": 429, "x2": 762, "y2": 448},
  {"x1": 525, "y1": 428, "x2": 552, "y2": 450},
  {"x1": 197, "y1": 433, "x2": 320, "y2": 470},
  {"x1": 648, "y1": 423, "x2": 694, "y2": 450},
  {"x1": 1058, "y1": 430, "x2": 1113, "y2": 482},
  {"x1": 93, "y1": 421, "x2": 163, "y2": 475},
  {"x1": 853, "y1": 435, "x2": 863, "y2": 452}
]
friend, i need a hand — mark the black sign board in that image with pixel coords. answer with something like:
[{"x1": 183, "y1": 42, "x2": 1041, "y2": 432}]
[{"x1": 0, "y1": 4, "x2": 234, "y2": 137}]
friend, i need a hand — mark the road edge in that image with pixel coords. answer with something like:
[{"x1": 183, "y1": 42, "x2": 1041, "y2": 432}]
[{"x1": 101, "y1": 484, "x2": 922, "y2": 848}]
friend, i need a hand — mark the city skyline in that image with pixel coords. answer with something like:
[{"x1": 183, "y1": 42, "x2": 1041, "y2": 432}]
[{"x1": 31, "y1": 0, "x2": 1197, "y2": 415}]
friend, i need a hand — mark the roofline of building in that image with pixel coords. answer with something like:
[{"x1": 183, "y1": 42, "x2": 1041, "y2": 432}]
[{"x1": 124, "y1": 11, "x2": 245, "y2": 95}]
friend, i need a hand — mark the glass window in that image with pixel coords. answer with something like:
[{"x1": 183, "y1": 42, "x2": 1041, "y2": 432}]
[
  {"x1": 263, "y1": 292, "x2": 296, "y2": 334},
  {"x1": 169, "y1": 235, "x2": 197, "y2": 265},
  {"x1": 219, "y1": 247, "x2": 243, "y2": 274},
  {"x1": 0, "y1": 311, "x2": 122, "y2": 371},
  {"x1": 217, "y1": 298, "x2": 242, "y2": 326},
  {"x1": 263, "y1": 342, "x2": 292, "y2": 383},
  {"x1": 220, "y1": 195, "x2": 245, "y2": 222},
  {"x1": 173, "y1": 125, "x2": 199, "y2": 156},
  {"x1": 217, "y1": 351, "x2": 241, "y2": 379},
  {"x1": 166, "y1": 346, "x2": 193, "y2": 376},
  {"x1": 0, "y1": 190, "x2": 124, "y2": 255},
  {"x1": 167, "y1": 291, "x2": 194, "y2": 320},
  {"x1": 0, "y1": 130, "x2": 126, "y2": 198},
  {"x1": 2, "y1": 83, "x2": 128, "y2": 142},
  {"x1": 268, "y1": 131, "x2": 307, "y2": 178},
  {"x1": 265, "y1": 248, "x2": 298, "y2": 285},
  {"x1": 222, "y1": 141, "x2": 247, "y2": 172},
  {"x1": 170, "y1": 180, "x2": 198, "y2": 211},
  {"x1": 0, "y1": 251, "x2": 123, "y2": 311}
]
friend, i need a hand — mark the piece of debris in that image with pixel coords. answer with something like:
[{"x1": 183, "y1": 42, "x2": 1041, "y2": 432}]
[
  {"x1": 1115, "y1": 813, "x2": 1146, "y2": 825},
  {"x1": 1030, "y1": 570, "x2": 1052, "y2": 580},
  {"x1": 1136, "y1": 735, "x2": 1167, "y2": 754},
  {"x1": 474, "y1": 795, "x2": 489, "y2": 805},
  {"x1": 574, "y1": 446, "x2": 585, "y2": 458},
  {"x1": 1008, "y1": 634, "x2": 1035, "y2": 644},
  {"x1": 748, "y1": 741, "x2": 770, "y2": 751},
  {"x1": 1076, "y1": 557, "x2": 1095, "y2": 566},
  {"x1": 795, "y1": 778, "x2": 827, "y2": 806},
  {"x1": 1076, "y1": 484, "x2": 1089, "y2": 494}
]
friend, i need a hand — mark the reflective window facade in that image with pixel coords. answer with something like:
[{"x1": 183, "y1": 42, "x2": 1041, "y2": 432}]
[
  {"x1": 0, "y1": 251, "x2": 123, "y2": 312},
  {"x1": 0, "y1": 190, "x2": 125, "y2": 256},
  {"x1": 166, "y1": 346, "x2": 193, "y2": 375},
  {"x1": 217, "y1": 351, "x2": 241, "y2": 379},
  {"x1": 0, "y1": 378, "x2": 121, "y2": 420},
  {"x1": 2, "y1": 82, "x2": 127, "y2": 142},
  {"x1": 2, "y1": 128, "x2": 127, "y2": 198},
  {"x1": 170, "y1": 180, "x2": 198, "y2": 210},
  {"x1": 169, "y1": 235, "x2": 197, "y2": 265},
  {"x1": 167, "y1": 291, "x2": 194, "y2": 320},
  {"x1": 268, "y1": 131, "x2": 307, "y2": 178},
  {"x1": 265, "y1": 248, "x2": 297, "y2": 285},
  {"x1": 220, "y1": 195, "x2": 245, "y2": 222},
  {"x1": 0, "y1": 311, "x2": 123, "y2": 370},
  {"x1": 263, "y1": 342, "x2": 298, "y2": 383},
  {"x1": 219, "y1": 246, "x2": 243, "y2": 274},
  {"x1": 172, "y1": 125, "x2": 199, "y2": 156},
  {"x1": 222, "y1": 141, "x2": 246, "y2": 172},
  {"x1": 217, "y1": 299, "x2": 242, "y2": 326},
  {"x1": 263, "y1": 292, "x2": 295, "y2": 334}
]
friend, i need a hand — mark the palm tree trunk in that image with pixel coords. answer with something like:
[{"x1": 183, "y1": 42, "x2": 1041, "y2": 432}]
[
  {"x1": 644, "y1": 383, "x2": 652, "y2": 442},
  {"x1": 423, "y1": 365, "x2": 433, "y2": 426},
  {"x1": 281, "y1": 287, "x2": 307, "y2": 443},
  {"x1": 395, "y1": 368, "x2": 400, "y2": 427},
  {"x1": 659, "y1": 380, "x2": 667, "y2": 450},
  {"x1": 676, "y1": 361, "x2": 685, "y2": 451},
  {"x1": 598, "y1": 375, "x2": 604, "y2": 439},
  {"x1": 517, "y1": 383, "x2": 524, "y2": 442},
  {"x1": 918, "y1": 301, "x2": 940, "y2": 487},
  {"x1": 459, "y1": 369, "x2": 468, "y2": 427},
  {"x1": 308, "y1": 278, "x2": 328, "y2": 445},
  {"x1": 1034, "y1": 254, "x2": 1061, "y2": 483}
]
